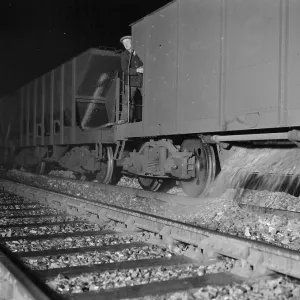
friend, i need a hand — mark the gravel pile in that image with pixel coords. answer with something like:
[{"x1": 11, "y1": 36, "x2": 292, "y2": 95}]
[
  {"x1": 239, "y1": 189, "x2": 300, "y2": 211},
  {"x1": 0, "y1": 204, "x2": 43, "y2": 209},
  {"x1": 170, "y1": 191, "x2": 300, "y2": 251},
  {"x1": 0, "y1": 222, "x2": 104, "y2": 237},
  {"x1": 0, "y1": 217, "x2": 10, "y2": 225},
  {"x1": 4, "y1": 215, "x2": 88, "y2": 225},
  {"x1": 117, "y1": 176, "x2": 142, "y2": 189},
  {"x1": 6, "y1": 233, "x2": 143, "y2": 252},
  {"x1": 3, "y1": 173, "x2": 300, "y2": 298},
  {"x1": 0, "y1": 208, "x2": 60, "y2": 217},
  {"x1": 46, "y1": 258, "x2": 235, "y2": 294},
  {"x1": 135, "y1": 276, "x2": 300, "y2": 300},
  {"x1": 24, "y1": 245, "x2": 175, "y2": 270},
  {"x1": 209, "y1": 147, "x2": 300, "y2": 198},
  {"x1": 101, "y1": 220, "x2": 124, "y2": 231},
  {"x1": 0, "y1": 191, "x2": 31, "y2": 203},
  {"x1": 49, "y1": 170, "x2": 76, "y2": 179},
  {"x1": 5, "y1": 170, "x2": 175, "y2": 218}
]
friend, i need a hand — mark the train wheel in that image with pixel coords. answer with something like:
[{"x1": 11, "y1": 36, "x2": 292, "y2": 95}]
[
  {"x1": 96, "y1": 146, "x2": 122, "y2": 184},
  {"x1": 180, "y1": 139, "x2": 216, "y2": 197}
]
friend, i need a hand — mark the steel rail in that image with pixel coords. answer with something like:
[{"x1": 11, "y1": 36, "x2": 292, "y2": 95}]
[
  {"x1": 1, "y1": 178, "x2": 300, "y2": 280},
  {"x1": 0, "y1": 247, "x2": 57, "y2": 300}
]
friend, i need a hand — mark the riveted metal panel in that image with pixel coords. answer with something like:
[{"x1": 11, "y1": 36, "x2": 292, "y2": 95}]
[
  {"x1": 53, "y1": 67, "x2": 61, "y2": 129},
  {"x1": 128, "y1": 0, "x2": 300, "y2": 138},
  {"x1": 71, "y1": 58, "x2": 76, "y2": 143},
  {"x1": 76, "y1": 52, "x2": 120, "y2": 98},
  {"x1": 20, "y1": 88, "x2": 24, "y2": 146},
  {"x1": 26, "y1": 84, "x2": 30, "y2": 146},
  {"x1": 60, "y1": 65, "x2": 65, "y2": 144},
  {"x1": 44, "y1": 72, "x2": 51, "y2": 137},
  {"x1": 286, "y1": 0, "x2": 300, "y2": 126},
  {"x1": 13, "y1": 48, "x2": 122, "y2": 146},
  {"x1": 0, "y1": 93, "x2": 20, "y2": 149},
  {"x1": 50, "y1": 70, "x2": 54, "y2": 145},
  {"x1": 75, "y1": 52, "x2": 121, "y2": 130},
  {"x1": 178, "y1": 0, "x2": 221, "y2": 134},
  {"x1": 224, "y1": 0, "x2": 281, "y2": 131},
  {"x1": 41, "y1": 75, "x2": 45, "y2": 145},
  {"x1": 131, "y1": 20, "x2": 147, "y2": 135},
  {"x1": 75, "y1": 50, "x2": 92, "y2": 93},
  {"x1": 36, "y1": 78, "x2": 43, "y2": 126},
  {"x1": 33, "y1": 79, "x2": 37, "y2": 145},
  {"x1": 29, "y1": 83, "x2": 35, "y2": 145},
  {"x1": 24, "y1": 82, "x2": 35, "y2": 146},
  {"x1": 133, "y1": 1, "x2": 178, "y2": 136},
  {"x1": 63, "y1": 61, "x2": 73, "y2": 130}
]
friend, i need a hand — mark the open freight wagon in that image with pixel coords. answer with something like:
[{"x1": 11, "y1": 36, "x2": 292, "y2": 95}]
[
  {"x1": 0, "y1": 48, "x2": 125, "y2": 168},
  {"x1": 17, "y1": 48, "x2": 121, "y2": 149}
]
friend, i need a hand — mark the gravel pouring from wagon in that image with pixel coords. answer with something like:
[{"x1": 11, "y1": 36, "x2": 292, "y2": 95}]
[{"x1": 209, "y1": 146, "x2": 300, "y2": 199}]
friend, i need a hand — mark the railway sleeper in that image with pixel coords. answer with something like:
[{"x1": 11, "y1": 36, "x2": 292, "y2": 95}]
[{"x1": 4, "y1": 180, "x2": 300, "y2": 281}]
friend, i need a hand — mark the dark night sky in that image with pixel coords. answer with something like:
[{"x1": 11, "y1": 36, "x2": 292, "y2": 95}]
[{"x1": 0, "y1": 0, "x2": 171, "y2": 96}]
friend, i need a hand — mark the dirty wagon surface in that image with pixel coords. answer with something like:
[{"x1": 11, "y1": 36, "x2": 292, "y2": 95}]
[{"x1": 128, "y1": 0, "x2": 300, "y2": 137}]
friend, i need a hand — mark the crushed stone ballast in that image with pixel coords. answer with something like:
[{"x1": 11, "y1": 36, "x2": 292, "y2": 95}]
[
  {"x1": 1, "y1": 179, "x2": 300, "y2": 281},
  {"x1": 0, "y1": 185, "x2": 239, "y2": 300}
]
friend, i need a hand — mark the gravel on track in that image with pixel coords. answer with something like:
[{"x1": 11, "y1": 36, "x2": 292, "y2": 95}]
[
  {"x1": 46, "y1": 258, "x2": 235, "y2": 294},
  {"x1": 0, "y1": 208, "x2": 59, "y2": 217},
  {"x1": 2, "y1": 215, "x2": 87, "y2": 225},
  {"x1": 4, "y1": 170, "x2": 300, "y2": 251},
  {"x1": 2, "y1": 172, "x2": 300, "y2": 299},
  {"x1": 6, "y1": 233, "x2": 144, "y2": 252},
  {"x1": 133, "y1": 276, "x2": 300, "y2": 300},
  {"x1": 23, "y1": 245, "x2": 176, "y2": 270},
  {"x1": 0, "y1": 222, "x2": 104, "y2": 237}
]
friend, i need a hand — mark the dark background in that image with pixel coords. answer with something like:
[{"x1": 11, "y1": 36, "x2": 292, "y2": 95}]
[{"x1": 0, "y1": 0, "x2": 171, "y2": 96}]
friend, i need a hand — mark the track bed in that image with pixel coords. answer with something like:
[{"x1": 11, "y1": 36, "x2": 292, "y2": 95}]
[{"x1": 1, "y1": 173, "x2": 300, "y2": 299}]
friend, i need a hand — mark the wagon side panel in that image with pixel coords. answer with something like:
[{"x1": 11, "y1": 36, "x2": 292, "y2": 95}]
[
  {"x1": 224, "y1": 0, "x2": 281, "y2": 131},
  {"x1": 287, "y1": 0, "x2": 300, "y2": 125},
  {"x1": 178, "y1": 0, "x2": 221, "y2": 134},
  {"x1": 133, "y1": 1, "x2": 178, "y2": 136}
]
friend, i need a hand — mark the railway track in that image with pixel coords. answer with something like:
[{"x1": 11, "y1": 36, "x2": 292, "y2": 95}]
[
  {"x1": 1, "y1": 176, "x2": 300, "y2": 299},
  {"x1": 0, "y1": 182, "x2": 242, "y2": 300},
  {"x1": 6, "y1": 168, "x2": 300, "y2": 212},
  {"x1": 4, "y1": 169, "x2": 300, "y2": 233}
]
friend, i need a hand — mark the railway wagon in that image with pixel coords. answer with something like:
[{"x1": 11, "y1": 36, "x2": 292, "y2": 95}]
[
  {"x1": 2, "y1": 0, "x2": 300, "y2": 197},
  {"x1": 0, "y1": 94, "x2": 20, "y2": 163}
]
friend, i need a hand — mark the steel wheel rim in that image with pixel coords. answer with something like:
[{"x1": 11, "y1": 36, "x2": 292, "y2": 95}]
[
  {"x1": 96, "y1": 146, "x2": 114, "y2": 184},
  {"x1": 180, "y1": 140, "x2": 216, "y2": 197}
]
